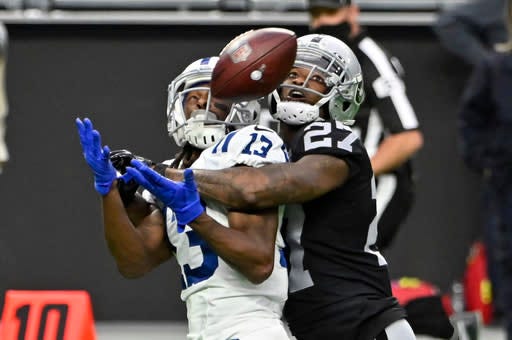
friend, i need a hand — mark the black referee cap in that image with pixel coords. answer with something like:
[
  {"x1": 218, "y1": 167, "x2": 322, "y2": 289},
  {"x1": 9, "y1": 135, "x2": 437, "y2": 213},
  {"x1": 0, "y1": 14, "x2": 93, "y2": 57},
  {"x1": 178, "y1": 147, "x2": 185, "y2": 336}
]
[{"x1": 308, "y1": 0, "x2": 351, "y2": 9}]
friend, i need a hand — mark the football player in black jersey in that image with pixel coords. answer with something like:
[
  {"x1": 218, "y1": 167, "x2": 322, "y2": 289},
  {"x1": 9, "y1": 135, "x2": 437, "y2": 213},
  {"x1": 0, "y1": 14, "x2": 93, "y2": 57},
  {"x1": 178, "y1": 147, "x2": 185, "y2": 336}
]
[{"x1": 163, "y1": 34, "x2": 415, "y2": 340}]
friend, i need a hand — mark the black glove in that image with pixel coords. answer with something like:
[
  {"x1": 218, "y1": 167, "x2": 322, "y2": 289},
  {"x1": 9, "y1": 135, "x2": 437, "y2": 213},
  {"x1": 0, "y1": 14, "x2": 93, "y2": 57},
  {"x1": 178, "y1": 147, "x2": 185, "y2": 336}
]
[
  {"x1": 109, "y1": 149, "x2": 155, "y2": 174},
  {"x1": 109, "y1": 149, "x2": 155, "y2": 206}
]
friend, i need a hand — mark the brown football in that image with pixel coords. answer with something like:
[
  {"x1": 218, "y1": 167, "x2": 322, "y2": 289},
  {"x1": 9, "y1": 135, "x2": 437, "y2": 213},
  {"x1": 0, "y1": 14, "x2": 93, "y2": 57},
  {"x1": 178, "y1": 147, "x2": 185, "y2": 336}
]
[{"x1": 211, "y1": 27, "x2": 297, "y2": 102}]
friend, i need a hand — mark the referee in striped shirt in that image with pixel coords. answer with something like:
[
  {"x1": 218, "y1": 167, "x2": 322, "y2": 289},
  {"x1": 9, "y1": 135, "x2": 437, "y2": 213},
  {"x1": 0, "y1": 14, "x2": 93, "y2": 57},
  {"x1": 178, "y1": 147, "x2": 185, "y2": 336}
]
[{"x1": 307, "y1": 0, "x2": 424, "y2": 251}]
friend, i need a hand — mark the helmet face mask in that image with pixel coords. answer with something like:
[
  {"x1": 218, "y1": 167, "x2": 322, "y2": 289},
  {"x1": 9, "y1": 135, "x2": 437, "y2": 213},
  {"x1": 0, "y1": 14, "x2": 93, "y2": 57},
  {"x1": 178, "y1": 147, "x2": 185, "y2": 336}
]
[
  {"x1": 270, "y1": 34, "x2": 364, "y2": 125},
  {"x1": 167, "y1": 57, "x2": 260, "y2": 149}
]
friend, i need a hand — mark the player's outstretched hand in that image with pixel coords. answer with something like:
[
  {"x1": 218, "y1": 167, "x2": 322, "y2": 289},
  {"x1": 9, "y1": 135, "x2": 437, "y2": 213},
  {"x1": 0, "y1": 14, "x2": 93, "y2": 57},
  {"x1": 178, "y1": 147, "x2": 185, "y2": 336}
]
[
  {"x1": 76, "y1": 117, "x2": 117, "y2": 196},
  {"x1": 124, "y1": 159, "x2": 204, "y2": 230}
]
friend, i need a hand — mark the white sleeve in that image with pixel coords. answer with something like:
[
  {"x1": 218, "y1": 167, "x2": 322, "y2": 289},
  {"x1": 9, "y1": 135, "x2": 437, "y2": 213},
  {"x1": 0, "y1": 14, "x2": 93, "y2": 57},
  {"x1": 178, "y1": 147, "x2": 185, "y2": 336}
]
[{"x1": 192, "y1": 125, "x2": 289, "y2": 170}]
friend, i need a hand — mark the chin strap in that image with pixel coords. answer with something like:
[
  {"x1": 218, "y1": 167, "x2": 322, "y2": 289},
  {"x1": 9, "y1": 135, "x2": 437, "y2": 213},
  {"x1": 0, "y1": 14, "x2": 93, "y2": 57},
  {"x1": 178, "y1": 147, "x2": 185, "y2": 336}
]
[{"x1": 184, "y1": 110, "x2": 226, "y2": 149}]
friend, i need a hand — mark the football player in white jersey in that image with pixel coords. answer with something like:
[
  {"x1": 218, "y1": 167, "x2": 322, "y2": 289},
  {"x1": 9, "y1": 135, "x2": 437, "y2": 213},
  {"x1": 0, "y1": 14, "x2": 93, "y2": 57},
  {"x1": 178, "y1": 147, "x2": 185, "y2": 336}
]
[{"x1": 76, "y1": 56, "x2": 290, "y2": 340}]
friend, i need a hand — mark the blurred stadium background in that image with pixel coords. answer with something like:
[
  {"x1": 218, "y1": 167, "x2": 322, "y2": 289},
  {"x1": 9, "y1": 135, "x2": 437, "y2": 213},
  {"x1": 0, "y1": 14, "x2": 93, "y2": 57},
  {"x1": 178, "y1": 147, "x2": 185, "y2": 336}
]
[{"x1": 0, "y1": 0, "x2": 505, "y2": 339}]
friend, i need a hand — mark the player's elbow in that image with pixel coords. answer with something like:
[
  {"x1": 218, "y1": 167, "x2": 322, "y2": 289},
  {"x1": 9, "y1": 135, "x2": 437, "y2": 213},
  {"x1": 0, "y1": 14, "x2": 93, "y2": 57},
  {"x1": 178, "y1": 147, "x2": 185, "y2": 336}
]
[
  {"x1": 119, "y1": 270, "x2": 144, "y2": 279},
  {"x1": 116, "y1": 262, "x2": 151, "y2": 279},
  {"x1": 224, "y1": 184, "x2": 262, "y2": 209},
  {"x1": 239, "y1": 190, "x2": 261, "y2": 209},
  {"x1": 246, "y1": 254, "x2": 275, "y2": 284},
  {"x1": 248, "y1": 263, "x2": 274, "y2": 284},
  {"x1": 237, "y1": 183, "x2": 273, "y2": 210},
  {"x1": 118, "y1": 267, "x2": 145, "y2": 279}
]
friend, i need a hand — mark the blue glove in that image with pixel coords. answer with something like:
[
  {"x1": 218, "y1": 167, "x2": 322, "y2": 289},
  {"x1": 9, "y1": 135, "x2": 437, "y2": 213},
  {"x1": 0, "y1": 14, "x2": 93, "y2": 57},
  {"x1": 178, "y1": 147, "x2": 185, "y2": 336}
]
[
  {"x1": 76, "y1": 118, "x2": 117, "y2": 196},
  {"x1": 123, "y1": 159, "x2": 204, "y2": 232}
]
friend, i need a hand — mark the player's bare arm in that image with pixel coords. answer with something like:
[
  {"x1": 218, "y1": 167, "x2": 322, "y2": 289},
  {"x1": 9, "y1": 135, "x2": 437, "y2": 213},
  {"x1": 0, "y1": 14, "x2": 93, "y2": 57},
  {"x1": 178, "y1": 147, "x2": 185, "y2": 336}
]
[
  {"x1": 189, "y1": 207, "x2": 279, "y2": 284},
  {"x1": 125, "y1": 161, "x2": 281, "y2": 283},
  {"x1": 102, "y1": 180, "x2": 173, "y2": 279},
  {"x1": 169, "y1": 153, "x2": 350, "y2": 210}
]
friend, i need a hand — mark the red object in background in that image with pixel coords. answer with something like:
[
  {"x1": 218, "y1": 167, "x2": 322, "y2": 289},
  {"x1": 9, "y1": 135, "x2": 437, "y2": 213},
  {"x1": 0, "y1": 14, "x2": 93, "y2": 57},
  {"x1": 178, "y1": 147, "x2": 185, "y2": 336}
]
[
  {"x1": 391, "y1": 277, "x2": 439, "y2": 306},
  {"x1": 391, "y1": 277, "x2": 455, "y2": 339},
  {"x1": 0, "y1": 290, "x2": 96, "y2": 340},
  {"x1": 441, "y1": 294, "x2": 455, "y2": 316},
  {"x1": 464, "y1": 241, "x2": 494, "y2": 325},
  {"x1": 391, "y1": 277, "x2": 454, "y2": 317}
]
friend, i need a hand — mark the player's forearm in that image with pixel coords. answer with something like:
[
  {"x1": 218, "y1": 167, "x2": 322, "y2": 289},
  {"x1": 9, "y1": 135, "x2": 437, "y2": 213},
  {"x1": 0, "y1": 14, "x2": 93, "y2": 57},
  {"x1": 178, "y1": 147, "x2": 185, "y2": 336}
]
[
  {"x1": 102, "y1": 185, "x2": 156, "y2": 278},
  {"x1": 165, "y1": 159, "x2": 340, "y2": 208},
  {"x1": 185, "y1": 166, "x2": 282, "y2": 210},
  {"x1": 192, "y1": 159, "x2": 343, "y2": 208},
  {"x1": 194, "y1": 167, "x2": 265, "y2": 209},
  {"x1": 371, "y1": 130, "x2": 423, "y2": 176},
  {"x1": 189, "y1": 213, "x2": 274, "y2": 284},
  {"x1": 192, "y1": 168, "x2": 249, "y2": 208}
]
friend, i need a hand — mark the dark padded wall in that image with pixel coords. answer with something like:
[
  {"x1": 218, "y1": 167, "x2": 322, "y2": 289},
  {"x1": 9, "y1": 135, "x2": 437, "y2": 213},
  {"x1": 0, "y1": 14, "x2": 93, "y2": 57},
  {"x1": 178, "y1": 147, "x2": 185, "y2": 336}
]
[{"x1": 0, "y1": 24, "x2": 481, "y2": 320}]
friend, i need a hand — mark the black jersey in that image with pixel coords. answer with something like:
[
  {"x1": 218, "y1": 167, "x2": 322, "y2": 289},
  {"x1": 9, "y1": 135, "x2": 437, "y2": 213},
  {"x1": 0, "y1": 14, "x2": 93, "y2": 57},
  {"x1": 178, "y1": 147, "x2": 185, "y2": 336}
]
[{"x1": 283, "y1": 120, "x2": 405, "y2": 340}]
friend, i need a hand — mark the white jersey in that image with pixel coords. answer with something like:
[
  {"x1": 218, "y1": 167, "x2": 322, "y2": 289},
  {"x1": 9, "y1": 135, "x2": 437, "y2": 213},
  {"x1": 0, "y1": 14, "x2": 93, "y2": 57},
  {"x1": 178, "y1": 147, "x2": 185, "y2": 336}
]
[{"x1": 164, "y1": 125, "x2": 290, "y2": 340}]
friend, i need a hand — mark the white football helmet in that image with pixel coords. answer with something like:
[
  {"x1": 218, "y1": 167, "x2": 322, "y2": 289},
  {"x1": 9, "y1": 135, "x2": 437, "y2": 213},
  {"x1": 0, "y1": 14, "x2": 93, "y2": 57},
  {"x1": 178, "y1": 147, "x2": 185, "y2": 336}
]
[
  {"x1": 167, "y1": 56, "x2": 261, "y2": 149},
  {"x1": 269, "y1": 34, "x2": 364, "y2": 125}
]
